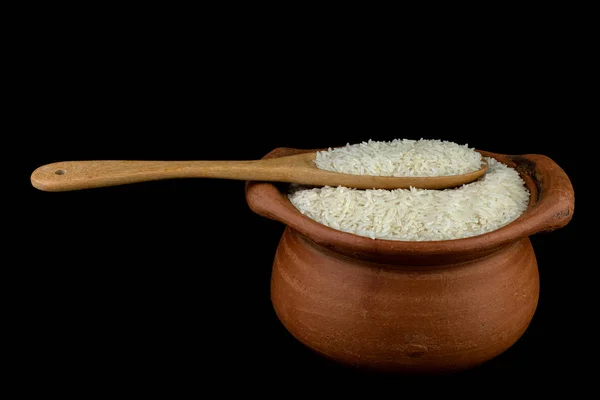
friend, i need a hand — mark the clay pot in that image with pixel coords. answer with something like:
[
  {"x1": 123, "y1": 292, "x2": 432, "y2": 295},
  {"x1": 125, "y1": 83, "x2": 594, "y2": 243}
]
[{"x1": 245, "y1": 148, "x2": 574, "y2": 374}]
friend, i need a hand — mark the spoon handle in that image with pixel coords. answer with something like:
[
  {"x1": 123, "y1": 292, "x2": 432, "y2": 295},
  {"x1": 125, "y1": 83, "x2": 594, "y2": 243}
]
[{"x1": 30, "y1": 159, "x2": 291, "y2": 192}]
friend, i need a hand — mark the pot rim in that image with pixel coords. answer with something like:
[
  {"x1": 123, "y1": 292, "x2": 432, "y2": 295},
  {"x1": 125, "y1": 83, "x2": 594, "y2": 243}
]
[{"x1": 246, "y1": 147, "x2": 574, "y2": 260}]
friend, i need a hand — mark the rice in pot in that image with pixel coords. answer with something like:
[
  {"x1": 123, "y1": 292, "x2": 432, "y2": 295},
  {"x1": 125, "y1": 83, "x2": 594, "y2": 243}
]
[
  {"x1": 289, "y1": 140, "x2": 529, "y2": 241},
  {"x1": 314, "y1": 138, "x2": 484, "y2": 177}
]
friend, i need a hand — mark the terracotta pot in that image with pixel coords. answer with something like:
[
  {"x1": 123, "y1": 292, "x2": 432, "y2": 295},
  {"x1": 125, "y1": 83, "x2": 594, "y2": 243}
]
[{"x1": 245, "y1": 148, "x2": 574, "y2": 374}]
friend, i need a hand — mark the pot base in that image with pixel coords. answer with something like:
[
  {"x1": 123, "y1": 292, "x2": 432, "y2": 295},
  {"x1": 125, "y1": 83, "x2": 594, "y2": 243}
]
[{"x1": 271, "y1": 228, "x2": 539, "y2": 374}]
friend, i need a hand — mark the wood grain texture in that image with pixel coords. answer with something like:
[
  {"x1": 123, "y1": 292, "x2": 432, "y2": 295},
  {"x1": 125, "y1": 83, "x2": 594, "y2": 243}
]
[
  {"x1": 30, "y1": 153, "x2": 487, "y2": 192},
  {"x1": 245, "y1": 147, "x2": 575, "y2": 374}
]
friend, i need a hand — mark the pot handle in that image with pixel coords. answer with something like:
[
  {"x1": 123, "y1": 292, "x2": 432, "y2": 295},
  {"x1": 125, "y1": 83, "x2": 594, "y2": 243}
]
[
  {"x1": 245, "y1": 147, "x2": 321, "y2": 229},
  {"x1": 508, "y1": 153, "x2": 574, "y2": 235}
]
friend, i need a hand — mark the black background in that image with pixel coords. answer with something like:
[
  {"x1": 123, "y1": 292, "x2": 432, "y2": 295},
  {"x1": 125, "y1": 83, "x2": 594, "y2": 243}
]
[{"x1": 19, "y1": 6, "x2": 585, "y2": 391}]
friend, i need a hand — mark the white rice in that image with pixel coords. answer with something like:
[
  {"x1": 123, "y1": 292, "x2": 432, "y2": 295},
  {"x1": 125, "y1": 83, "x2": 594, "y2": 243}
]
[
  {"x1": 289, "y1": 157, "x2": 530, "y2": 241},
  {"x1": 315, "y1": 139, "x2": 484, "y2": 177}
]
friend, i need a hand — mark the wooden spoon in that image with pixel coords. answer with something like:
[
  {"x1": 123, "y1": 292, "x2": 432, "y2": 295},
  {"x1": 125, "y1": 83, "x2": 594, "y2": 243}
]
[{"x1": 31, "y1": 152, "x2": 488, "y2": 192}]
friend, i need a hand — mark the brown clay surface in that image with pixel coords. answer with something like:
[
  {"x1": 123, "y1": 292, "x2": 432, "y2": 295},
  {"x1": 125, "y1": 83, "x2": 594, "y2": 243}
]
[
  {"x1": 245, "y1": 147, "x2": 574, "y2": 373},
  {"x1": 272, "y1": 229, "x2": 538, "y2": 373}
]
